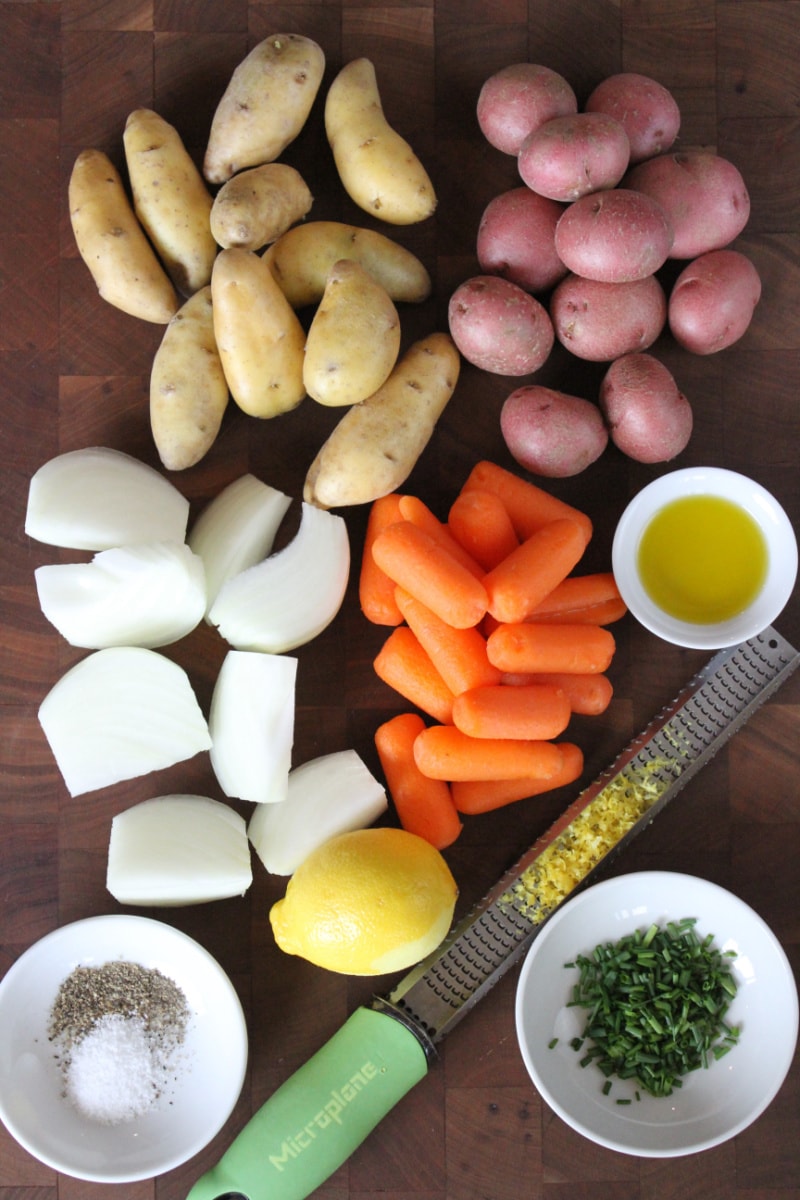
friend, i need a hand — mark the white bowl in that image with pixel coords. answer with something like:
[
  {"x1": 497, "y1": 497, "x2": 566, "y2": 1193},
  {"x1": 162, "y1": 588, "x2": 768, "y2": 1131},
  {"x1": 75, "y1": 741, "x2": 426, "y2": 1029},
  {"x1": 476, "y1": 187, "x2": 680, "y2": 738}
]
[
  {"x1": 0, "y1": 914, "x2": 248, "y2": 1182},
  {"x1": 612, "y1": 467, "x2": 797, "y2": 648},
  {"x1": 515, "y1": 871, "x2": 798, "y2": 1157}
]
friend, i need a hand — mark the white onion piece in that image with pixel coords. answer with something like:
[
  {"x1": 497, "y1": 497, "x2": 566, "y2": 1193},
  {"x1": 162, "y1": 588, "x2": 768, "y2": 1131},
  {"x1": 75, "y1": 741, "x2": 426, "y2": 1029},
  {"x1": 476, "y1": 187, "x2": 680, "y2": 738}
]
[
  {"x1": 248, "y1": 749, "x2": 387, "y2": 876},
  {"x1": 188, "y1": 474, "x2": 292, "y2": 614},
  {"x1": 106, "y1": 794, "x2": 252, "y2": 906},
  {"x1": 34, "y1": 541, "x2": 206, "y2": 649},
  {"x1": 38, "y1": 647, "x2": 211, "y2": 797},
  {"x1": 25, "y1": 446, "x2": 189, "y2": 550},
  {"x1": 209, "y1": 503, "x2": 350, "y2": 652},
  {"x1": 208, "y1": 650, "x2": 296, "y2": 804}
]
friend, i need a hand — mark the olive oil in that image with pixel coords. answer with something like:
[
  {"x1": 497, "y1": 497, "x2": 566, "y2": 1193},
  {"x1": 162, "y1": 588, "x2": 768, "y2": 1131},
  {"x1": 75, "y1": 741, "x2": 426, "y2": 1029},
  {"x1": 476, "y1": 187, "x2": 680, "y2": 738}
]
[{"x1": 637, "y1": 494, "x2": 768, "y2": 624}]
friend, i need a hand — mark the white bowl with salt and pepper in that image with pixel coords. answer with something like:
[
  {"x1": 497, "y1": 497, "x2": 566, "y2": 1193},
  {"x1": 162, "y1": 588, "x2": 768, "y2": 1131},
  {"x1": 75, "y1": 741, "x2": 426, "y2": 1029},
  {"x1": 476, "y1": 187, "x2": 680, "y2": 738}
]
[{"x1": 0, "y1": 914, "x2": 248, "y2": 1182}]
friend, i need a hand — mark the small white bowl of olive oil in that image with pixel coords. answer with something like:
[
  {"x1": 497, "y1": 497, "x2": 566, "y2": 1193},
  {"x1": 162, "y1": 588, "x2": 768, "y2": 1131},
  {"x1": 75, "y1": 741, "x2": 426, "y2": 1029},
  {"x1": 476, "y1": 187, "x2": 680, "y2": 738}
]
[{"x1": 612, "y1": 467, "x2": 797, "y2": 649}]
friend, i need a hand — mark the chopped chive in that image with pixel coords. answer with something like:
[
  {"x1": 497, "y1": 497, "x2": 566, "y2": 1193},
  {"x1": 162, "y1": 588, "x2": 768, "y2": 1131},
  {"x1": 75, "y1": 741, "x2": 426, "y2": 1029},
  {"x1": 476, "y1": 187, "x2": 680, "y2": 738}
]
[{"x1": 548, "y1": 1037, "x2": 559, "y2": 1049}]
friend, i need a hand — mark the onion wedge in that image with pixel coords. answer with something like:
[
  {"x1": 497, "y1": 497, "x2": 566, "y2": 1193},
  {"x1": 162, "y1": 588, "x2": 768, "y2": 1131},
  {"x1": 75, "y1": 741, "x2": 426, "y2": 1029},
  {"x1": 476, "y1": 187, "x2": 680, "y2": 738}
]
[
  {"x1": 106, "y1": 794, "x2": 252, "y2": 906},
  {"x1": 38, "y1": 647, "x2": 211, "y2": 797},
  {"x1": 34, "y1": 541, "x2": 206, "y2": 649},
  {"x1": 25, "y1": 446, "x2": 189, "y2": 550},
  {"x1": 208, "y1": 650, "x2": 297, "y2": 804},
  {"x1": 208, "y1": 502, "x2": 350, "y2": 652},
  {"x1": 188, "y1": 473, "x2": 292, "y2": 614},
  {"x1": 248, "y1": 749, "x2": 388, "y2": 876}
]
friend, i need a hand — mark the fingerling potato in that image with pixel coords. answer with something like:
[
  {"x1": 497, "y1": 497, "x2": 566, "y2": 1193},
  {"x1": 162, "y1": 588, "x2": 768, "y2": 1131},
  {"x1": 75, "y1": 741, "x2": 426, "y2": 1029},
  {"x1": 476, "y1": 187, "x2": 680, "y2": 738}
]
[
  {"x1": 211, "y1": 248, "x2": 306, "y2": 418},
  {"x1": 325, "y1": 57, "x2": 436, "y2": 225},
  {"x1": 303, "y1": 260, "x2": 401, "y2": 406},
  {"x1": 123, "y1": 108, "x2": 217, "y2": 295},
  {"x1": 263, "y1": 220, "x2": 432, "y2": 307},
  {"x1": 68, "y1": 148, "x2": 179, "y2": 323},
  {"x1": 150, "y1": 286, "x2": 229, "y2": 471},
  {"x1": 304, "y1": 332, "x2": 460, "y2": 508},
  {"x1": 204, "y1": 33, "x2": 325, "y2": 184},
  {"x1": 210, "y1": 163, "x2": 313, "y2": 251}
]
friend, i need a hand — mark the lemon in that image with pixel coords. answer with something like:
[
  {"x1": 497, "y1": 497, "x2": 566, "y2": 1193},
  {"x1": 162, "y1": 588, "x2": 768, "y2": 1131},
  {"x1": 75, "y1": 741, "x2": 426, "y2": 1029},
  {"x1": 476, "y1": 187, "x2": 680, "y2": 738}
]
[{"x1": 269, "y1": 826, "x2": 458, "y2": 976}]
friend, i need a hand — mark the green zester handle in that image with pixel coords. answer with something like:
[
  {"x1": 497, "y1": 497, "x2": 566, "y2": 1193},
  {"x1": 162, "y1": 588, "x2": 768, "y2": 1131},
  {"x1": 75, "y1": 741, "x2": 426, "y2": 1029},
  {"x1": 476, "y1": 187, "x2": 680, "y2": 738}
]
[{"x1": 186, "y1": 1006, "x2": 429, "y2": 1200}]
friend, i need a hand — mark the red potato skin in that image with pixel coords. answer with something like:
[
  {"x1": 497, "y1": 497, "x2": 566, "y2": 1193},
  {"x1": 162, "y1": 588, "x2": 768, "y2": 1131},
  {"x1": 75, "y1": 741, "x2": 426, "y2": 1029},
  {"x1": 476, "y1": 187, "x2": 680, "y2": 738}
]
[
  {"x1": 599, "y1": 352, "x2": 693, "y2": 463},
  {"x1": 625, "y1": 151, "x2": 751, "y2": 259},
  {"x1": 550, "y1": 273, "x2": 667, "y2": 362},
  {"x1": 500, "y1": 385, "x2": 609, "y2": 478},
  {"x1": 554, "y1": 189, "x2": 674, "y2": 282},
  {"x1": 517, "y1": 112, "x2": 631, "y2": 202},
  {"x1": 448, "y1": 275, "x2": 555, "y2": 376},
  {"x1": 585, "y1": 73, "x2": 681, "y2": 164},
  {"x1": 477, "y1": 63, "x2": 578, "y2": 156},
  {"x1": 668, "y1": 249, "x2": 762, "y2": 355},
  {"x1": 477, "y1": 187, "x2": 568, "y2": 294}
]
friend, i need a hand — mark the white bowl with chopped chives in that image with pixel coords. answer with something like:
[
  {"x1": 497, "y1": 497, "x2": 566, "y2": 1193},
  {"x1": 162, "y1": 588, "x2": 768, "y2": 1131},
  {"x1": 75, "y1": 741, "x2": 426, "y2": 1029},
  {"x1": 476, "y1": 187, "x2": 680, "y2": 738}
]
[
  {"x1": 0, "y1": 914, "x2": 248, "y2": 1182},
  {"x1": 515, "y1": 871, "x2": 798, "y2": 1156}
]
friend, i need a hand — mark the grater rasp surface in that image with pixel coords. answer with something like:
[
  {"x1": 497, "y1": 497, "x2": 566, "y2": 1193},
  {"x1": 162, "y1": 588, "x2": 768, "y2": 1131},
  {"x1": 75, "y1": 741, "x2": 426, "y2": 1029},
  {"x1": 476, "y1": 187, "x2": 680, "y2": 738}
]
[{"x1": 377, "y1": 627, "x2": 799, "y2": 1047}]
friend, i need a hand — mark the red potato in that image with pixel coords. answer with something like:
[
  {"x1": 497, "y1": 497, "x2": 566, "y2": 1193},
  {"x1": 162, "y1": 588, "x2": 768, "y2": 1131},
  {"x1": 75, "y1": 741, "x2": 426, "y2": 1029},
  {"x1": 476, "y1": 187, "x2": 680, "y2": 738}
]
[
  {"x1": 585, "y1": 73, "x2": 681, "y2": 164},
  {"x1": 517, "y1": 112, "x2": 630, "y2": 202},
  {"x1": 477, "y1": 187, "x2": 568, "y2": 294},
  {"x1": 555, "y1": 188, "x2": 674, "y2": 282},
  {"x1": 448, "y1": 275, "x2": 554, "y2": 376},
  {"x1": 501, "y1": 385, "x2": 609, "y2": 477},
  {"x1": 550, "y1": 273, "x2": 667, "y2": 361},
  {"x1": 599, "y1": 352, "x2": 693, "y2": 463},
  {"x1": 476, "y1": 63, "x2": 578, "y2": 156},
  {"x1": 668, "y1": 249, "x2": 762, "y2": 355},
  {"x1": 625, "y1": 151, "x2": 750, "y2": 259}
]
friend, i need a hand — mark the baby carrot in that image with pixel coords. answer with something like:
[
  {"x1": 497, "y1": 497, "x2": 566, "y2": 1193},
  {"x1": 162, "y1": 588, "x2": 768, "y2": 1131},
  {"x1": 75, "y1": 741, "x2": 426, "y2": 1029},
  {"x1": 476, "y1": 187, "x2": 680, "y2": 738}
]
[
  {"x1": 452, "y1": 682, "x2": 571, "y2": 741},
  {"x1": 374, "y1": 626, "x2": 455, "y2": 724},
  {"x1": 486, "y1": 622, "x2": 616, "y2": 675},
  {"x1": 398, "y1": 493, "x2": 484, "y2": 578},
  {"x1": 460, "y1": 460, "x2": 593, "y2": 546},
  {"x1": 451, "y1": 743, "x2": 584, "y2": 814},
  {"x1": 447, "y1": 488, "x2": 520, "y2": 572},
  {"x1": 502, "y1": 671, "x2": 614, "y2": 716},
  {"x1": 375, "y1": 712, "x2": 463, "y2": 849},
  {"x1": 359, "y1": 494, "x2": 407, "y2": 625},
  {"x1": 526, "y1": 572, "x2": 627, "y2": 625},
  {"x1": 413, "y1": 724, "x2": 563, "y2": 781},
  {"x1": 371, "y1": 519, "x2": 489, "y2": 629},
  {"x1": 394, "y1": 586, "x2": 502, "y2": 695},
  {"x1": 483, "y1": 517, "x2": 588, "y2": 623}
]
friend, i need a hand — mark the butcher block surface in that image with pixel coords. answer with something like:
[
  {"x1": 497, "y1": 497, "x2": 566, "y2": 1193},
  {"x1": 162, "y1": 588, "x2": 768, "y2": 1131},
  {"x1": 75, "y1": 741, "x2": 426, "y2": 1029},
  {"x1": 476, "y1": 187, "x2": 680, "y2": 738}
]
[{"x1": 1, "y1": 1, "x2": 798, "y2": 1197}]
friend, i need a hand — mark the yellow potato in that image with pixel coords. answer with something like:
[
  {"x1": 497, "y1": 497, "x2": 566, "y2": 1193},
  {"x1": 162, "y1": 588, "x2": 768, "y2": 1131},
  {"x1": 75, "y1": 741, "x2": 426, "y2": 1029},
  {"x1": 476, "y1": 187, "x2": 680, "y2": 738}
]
[
  {"x1": 263, "y1": 220, "x2": 432, "y2": 308},
  {"x1": 123, "y1": 108, "x2": 217, "y2": 295},
  {"x1": 304, "y1": 332, "x2": 460, "y2": 508},
  {"x1": 210, "y1": 248, "x2": 306, "y2": 419},
  {"x1": 304, "y1": 260, "x2": 401, "y2": 407},
  {"x1": 210, "y1": 163, "x2": 313, "y2": 251},
  {"x1": 204, "y1": 33, "x2": 325, "y2": 184},
  {"x1": 324, "y1": 58, "x2": 437, "y2": 225},
  {"x1": 150, "y1": 287, "x2": 229, "y2": 471},
  {"x1": 68, "y1": 149, "x2": 179, "y2": 323}
]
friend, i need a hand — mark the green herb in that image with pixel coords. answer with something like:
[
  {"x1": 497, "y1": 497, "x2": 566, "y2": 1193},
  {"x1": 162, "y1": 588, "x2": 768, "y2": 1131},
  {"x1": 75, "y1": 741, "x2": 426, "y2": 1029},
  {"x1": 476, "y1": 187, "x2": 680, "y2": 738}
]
[{"x1": 562, "y1": 918, "x2": 740, "y2": 1098}]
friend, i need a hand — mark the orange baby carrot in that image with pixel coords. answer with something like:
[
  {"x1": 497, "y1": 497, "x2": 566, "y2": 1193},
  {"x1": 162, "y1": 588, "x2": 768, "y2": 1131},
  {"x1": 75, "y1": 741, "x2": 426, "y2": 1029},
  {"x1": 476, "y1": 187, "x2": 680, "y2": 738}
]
[
  {"x1": 460, "y1": 460, "x2": 593, "y2": 546},
  {"x1": 526, "y1": 572, "x2": 627, "y2": 625},
  {"x1": 486, "y1": 622, "x2": 616, "y2": 675},
  {"x1": 412, "y1": 724, "x2": 563, "y2": 781},
  {"x1": 447, "y1": 488, "x2": 520, "y2": 572},
  {"x1": 359, "y1": 494, "x2": 406, "y2": 625},
  {"x1": 394, "y1": 586, "x2": 502, "y2": 695},
  {"x1": 502, "y1": 671, "x2": 614, "y2": 716},
  {"x1": 375, "y1": 712, "x2": 463, "y2": 849},
  {"x1": 483, "y1": 518, "x2": 588, "y2": 623},
  {"x1": 451, "y1": 743, "x2": 584, "y2": 814},
  {"x1": 371, "y1": 520, "x2": 489, "y2": 629},
  {"x1": 374, "y1": 626, "x2": 455, "y2": 724},
  {"x1": 452, "y1": 682, "x2": 571, "y2": 741},
  {"x1": 398, "y1": 493, "x2": 485, "y2": 578}
]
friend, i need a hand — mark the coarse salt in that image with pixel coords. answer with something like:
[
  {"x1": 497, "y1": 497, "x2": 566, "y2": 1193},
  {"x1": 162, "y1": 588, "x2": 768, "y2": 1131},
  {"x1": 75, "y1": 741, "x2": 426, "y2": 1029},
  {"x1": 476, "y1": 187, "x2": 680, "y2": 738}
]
[{"x1": 65, "y1": 1011, "x2": 177, "y2": 1125}]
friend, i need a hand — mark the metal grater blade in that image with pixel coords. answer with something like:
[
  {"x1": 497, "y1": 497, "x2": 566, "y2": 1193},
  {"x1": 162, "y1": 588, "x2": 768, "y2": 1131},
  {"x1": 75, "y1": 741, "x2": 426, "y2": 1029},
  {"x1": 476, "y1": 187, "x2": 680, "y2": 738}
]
[{"x1": 375, "y1": 626, "x2": 799, "y2": 1049}]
